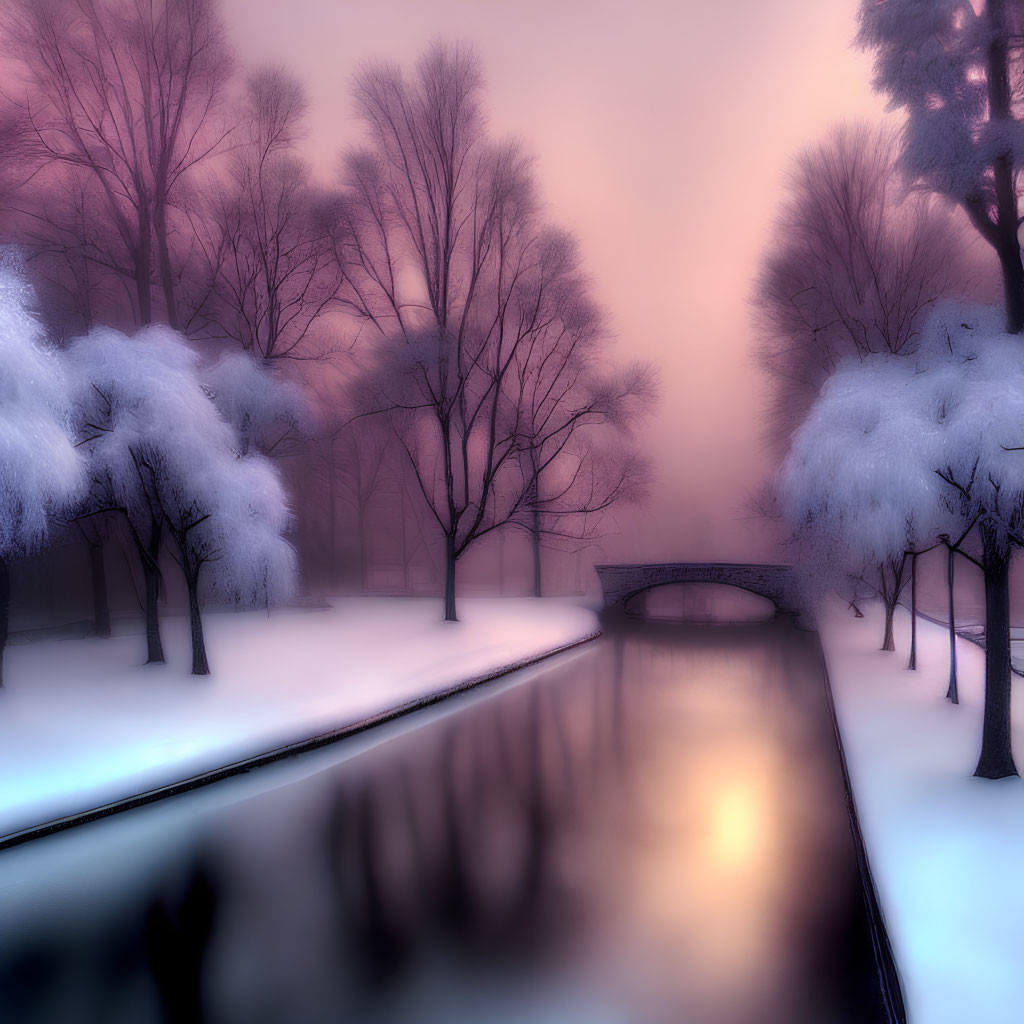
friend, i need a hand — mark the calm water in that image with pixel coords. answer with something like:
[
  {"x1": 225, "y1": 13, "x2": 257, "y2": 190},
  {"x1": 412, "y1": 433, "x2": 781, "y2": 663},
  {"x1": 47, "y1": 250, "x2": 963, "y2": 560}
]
[{"x1": 0, "y1": 618, "x2": 885, "y2": 1023}]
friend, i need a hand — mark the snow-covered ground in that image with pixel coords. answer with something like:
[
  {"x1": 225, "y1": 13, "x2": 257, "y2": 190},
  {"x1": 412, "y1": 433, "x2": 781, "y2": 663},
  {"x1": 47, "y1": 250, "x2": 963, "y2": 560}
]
[
  {"x1": 0, "y1": 596, "x2": 600, "y2": 840},
  {"x1": 819, "y1": 603, "x2": 1024, "y2": 1024}
]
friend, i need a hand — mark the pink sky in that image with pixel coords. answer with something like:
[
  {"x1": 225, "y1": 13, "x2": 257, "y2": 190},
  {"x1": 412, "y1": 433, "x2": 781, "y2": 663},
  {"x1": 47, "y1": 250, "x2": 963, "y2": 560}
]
[{"x1": 222, "y1": 0, "x2": 889, "y2": 563}]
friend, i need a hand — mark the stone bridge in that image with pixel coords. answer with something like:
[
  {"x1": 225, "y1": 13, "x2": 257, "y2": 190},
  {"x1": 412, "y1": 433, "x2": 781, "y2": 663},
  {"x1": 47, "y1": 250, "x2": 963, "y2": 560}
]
[{"x1": 595, "y1": 562, "x2": 802, "y2": 620}]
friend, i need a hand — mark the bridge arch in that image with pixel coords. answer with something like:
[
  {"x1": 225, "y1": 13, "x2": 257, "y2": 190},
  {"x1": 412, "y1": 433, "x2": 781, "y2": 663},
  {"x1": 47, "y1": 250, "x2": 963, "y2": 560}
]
[
  {"x1": 622, "y1": 580, "x2": 779, "y2": 620},
  {"x1": 595, "y1": 563, "x2": 802, "y2": 620}
]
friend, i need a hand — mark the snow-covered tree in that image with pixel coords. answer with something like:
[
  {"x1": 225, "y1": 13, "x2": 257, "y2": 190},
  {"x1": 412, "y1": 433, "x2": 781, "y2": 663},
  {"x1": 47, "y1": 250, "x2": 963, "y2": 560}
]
[
  {"x1": 66, "y1": 325, "x2": 297, "y2": 674},
  {"x1": 778, "y1": 355, "x2": 945, "y2": 652},
  {"x1": 780, "y1": 302, "x2": 1024, "y2": 778},
  {"x1": 0, "y1": 255, "x2": 84, "y2": 684},
  {"x1": 151, "y1": 419, "x2": 297, "y2": 674},
  {"x1": 66, "y1": 325, "x2": 195, "y2": 663},
  {"x1": 203, "y1": 348, "x2": 309, "y2": 456},
  {"x1": 858, "y1": 0, "x2": 1024, "y2": 330}
]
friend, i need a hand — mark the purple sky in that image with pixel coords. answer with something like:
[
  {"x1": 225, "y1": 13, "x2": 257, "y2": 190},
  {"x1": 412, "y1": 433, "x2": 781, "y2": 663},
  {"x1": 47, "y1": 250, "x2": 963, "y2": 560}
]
[{"x1": 222, "y1": 0, "x2": 888, "y2": 562}]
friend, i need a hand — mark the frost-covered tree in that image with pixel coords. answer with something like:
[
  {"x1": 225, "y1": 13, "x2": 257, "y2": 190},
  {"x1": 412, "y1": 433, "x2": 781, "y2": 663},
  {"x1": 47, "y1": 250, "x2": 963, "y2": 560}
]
[
  {"x1": 66, "y1": 325, "x2": 297, "y2": 674},
  {"x1": 66, "y1": 326, "x2": 194, "y2": 663},
  {"x1": 858, "y1": 0, "x2": 1024, "y2": 331},
  {"x1": 778, "y1": 357, "x2": 941, "y2": 653},
  {"x1": 203, "y1": 348, "x2": 309, "y2": 456},
  {"x1": 151, "y1": 421, "x2": 297, "y2": 674},
  {"x1": 780, "y1": 302, "x2": 1024, "y2": 778},
  {"x1": 0, "y1": 256, "x2": 84, "y2": 684},
  {"x1": 756, "y1": 122, "x2": 967, "y2": 452}
]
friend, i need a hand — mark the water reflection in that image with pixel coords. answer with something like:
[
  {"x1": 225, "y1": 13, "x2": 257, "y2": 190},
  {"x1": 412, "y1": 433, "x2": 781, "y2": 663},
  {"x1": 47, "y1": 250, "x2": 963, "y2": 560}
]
[
  {"x1": 631, "y1": 583, "x2": 777, "y2": 623},
  {"x1": 0, "y1": 620, "x2": 883, "y2": 1023},
  {"x1": 145, "y1": 865, "x2": 218, "y2": 1023}
]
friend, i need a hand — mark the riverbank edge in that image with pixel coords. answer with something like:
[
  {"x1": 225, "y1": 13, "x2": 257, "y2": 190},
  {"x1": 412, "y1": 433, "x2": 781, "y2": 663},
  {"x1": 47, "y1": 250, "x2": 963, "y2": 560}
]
[
  {"x1": 0, "y1": 628, "x2": 602, "y2": 853},
  {"x1": 814, "y1": 636, "x2": 909, "y2": 1024},
  {"x1": 911, "y1": 606, "x2": 1024, "y2": 677}
]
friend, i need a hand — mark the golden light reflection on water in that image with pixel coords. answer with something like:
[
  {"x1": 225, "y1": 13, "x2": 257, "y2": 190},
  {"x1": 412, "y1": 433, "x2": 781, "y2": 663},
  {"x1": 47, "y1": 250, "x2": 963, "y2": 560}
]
[
  {"x1": 709, "y1": 778, "x2": 766, "y2": 871},
  {"x1": 573, "y1": 633, "x2": 852, "y2": 1022}
]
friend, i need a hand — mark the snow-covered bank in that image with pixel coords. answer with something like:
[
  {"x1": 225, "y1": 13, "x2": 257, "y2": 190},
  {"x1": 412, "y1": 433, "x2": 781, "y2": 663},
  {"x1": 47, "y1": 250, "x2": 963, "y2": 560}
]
[
  {"x1": 819, "y1": 603, "x2": 1024, "y2": 1024},
  {"x1": 0, "y1": 597, "x2": 600, "y2": 841}
]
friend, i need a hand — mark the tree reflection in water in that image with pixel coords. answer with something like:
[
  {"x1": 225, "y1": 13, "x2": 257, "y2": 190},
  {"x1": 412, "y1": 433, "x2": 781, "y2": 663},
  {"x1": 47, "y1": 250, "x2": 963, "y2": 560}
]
[
  {"x1": 0, "y1": 621, "x2": 886, "y2": 1024},
  {"x1": 144, "y1": 864, "x2": 218, "y2": 1023}
]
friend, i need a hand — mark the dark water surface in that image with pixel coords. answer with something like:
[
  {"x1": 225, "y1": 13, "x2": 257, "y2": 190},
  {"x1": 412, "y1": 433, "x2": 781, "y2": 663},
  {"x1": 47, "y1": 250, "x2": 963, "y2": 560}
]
[{"x1": 0, "y1": 619, "x2": 885, "y2": 1023}]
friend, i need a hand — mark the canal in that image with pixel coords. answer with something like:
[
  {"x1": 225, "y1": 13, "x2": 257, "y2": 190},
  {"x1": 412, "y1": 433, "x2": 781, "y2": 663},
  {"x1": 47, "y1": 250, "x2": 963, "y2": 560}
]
[{"x1": 0, "y1": 617, "x2": 887, "y2": 1023}]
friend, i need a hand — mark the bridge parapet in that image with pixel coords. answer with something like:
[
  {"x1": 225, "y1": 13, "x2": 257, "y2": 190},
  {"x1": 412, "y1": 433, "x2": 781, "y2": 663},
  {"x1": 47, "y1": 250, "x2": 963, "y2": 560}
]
[{"x1": 595, "y1": 562, "x2": 806, "y2": 623}]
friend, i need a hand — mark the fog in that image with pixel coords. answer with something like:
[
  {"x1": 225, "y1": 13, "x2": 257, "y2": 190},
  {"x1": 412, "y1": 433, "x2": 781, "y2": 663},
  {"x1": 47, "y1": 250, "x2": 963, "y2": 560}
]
[
  {"x1": 0, "y1": 0, "x2": 968, "y2": 626},
  {"x1": 221, "y1": 0, "x2": 887, "y2": 563}
]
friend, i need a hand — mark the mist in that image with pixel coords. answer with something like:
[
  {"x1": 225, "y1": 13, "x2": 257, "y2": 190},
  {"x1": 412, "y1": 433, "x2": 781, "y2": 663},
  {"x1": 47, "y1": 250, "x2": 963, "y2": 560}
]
[{"x1": 218, "y1": 0, "x2": 892, "y2": 566}]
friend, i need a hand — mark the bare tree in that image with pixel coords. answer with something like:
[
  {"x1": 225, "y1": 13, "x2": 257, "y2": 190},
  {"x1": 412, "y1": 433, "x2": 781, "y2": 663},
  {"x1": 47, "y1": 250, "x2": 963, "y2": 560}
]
[
  {"x1": 503, "y1": 229, "x2": 654, "y2": 595},
  {"x1": 200, "y1": 67, "x2": 342, "y2": 358},
  {"x1": 0, "y1": 106, "x2": 30, "y2": 212},
  {"x1": 755, "y1": 122, "x2": 969, "y2": 453},
  {"x1": 15, "y1": 171, "x2": 124, "y2": 338},
  {"x1": 336, "y1": 44, "x2": 530, "y2": 620},
  {"x1": 5, "y1": 0, "x2": 233, "y2": 328},
  {"x1": 337, "y1": 43, "x2": 653, "y2": 619},
  {"x1": 865, "y1": 556, "x2": 909, "y2": 654}
]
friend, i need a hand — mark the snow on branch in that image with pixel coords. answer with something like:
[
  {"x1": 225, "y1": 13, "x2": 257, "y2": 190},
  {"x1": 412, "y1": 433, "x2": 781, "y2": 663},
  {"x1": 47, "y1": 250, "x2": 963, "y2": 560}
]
[
  {"x1": 0, "y1": 251, "x2": 84, "y2": 559},
  {"x1": 779, "y1": 301, "x2": 1024, "y2": 595}
]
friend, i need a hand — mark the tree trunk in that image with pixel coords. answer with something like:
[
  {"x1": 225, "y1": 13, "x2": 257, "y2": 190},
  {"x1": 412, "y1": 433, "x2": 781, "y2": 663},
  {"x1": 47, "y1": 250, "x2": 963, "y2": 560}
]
[
  {"x1": 135, "y1": 258, "x2": 153, "y2": 326},
  {"x1": 186, "y1": 574, "x2": 210, "y2": 676},
  {"x1": 399, "y1": 473, "x2": 410, "y2": 594},
  {"x1": 443, "y1": 534, "x2": 457, "y2": 622},
  {"x1": 908, "y1": 552, "x2": 918, "y2": 670},
  {"x1": 154, "y1": 194, "x2": 179, "y2": 330},
  {"x1": 530, "y1": 459, "x2": 543, "y2": 598},
  {"x1": 135, "y1": 199, "x2": 153, "y2": 327},
  {"x1": 0, "y1": 558, "x2": 8, "y2": 688},
  {"x1": 142, "y1": 520, "x2": 165, "y2": 665},
  {"x1": 531, "y1": 509, "x2": 542, "y2": 598},
  {"x1": 881, "y1": 596, "x2": 897, "y2": 652},
  {"x1": 946, "y1": 545, "x2": 959, "y2": 704},
  {"x1": 975, "y1": 525, "x2": 1017, "y2": 778},
  {"x1": 357, "y1": 502, "x2": 369, "y2": 591},
  {"x1": 327, "y1": 440, "x2": 337, "y2": 585},
  {"x1": 497, "y1": 529, "x2": 505, "y2": 596},
  {"x1": 266, "y1": 283, "x2": 279, "y2": 360},
  {"x1": 879, "y1": 558, "x2": 905, "y2": 652},
  {"x1": 986, "y1": 0, "x2": 1024, "y2": 333},
  {"x1": 996, "y1": 229, "x2": 1024, "y2": 334},
  {"x1": 88, "y1": 538, "x2": 111, "y2": 639}
]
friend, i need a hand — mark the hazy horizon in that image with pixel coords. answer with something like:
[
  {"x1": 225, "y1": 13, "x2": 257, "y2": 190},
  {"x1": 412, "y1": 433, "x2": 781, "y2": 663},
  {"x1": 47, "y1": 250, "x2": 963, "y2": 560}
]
[{"x1": 221, "y1": 0, "x2": 889, "y2": 563}]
